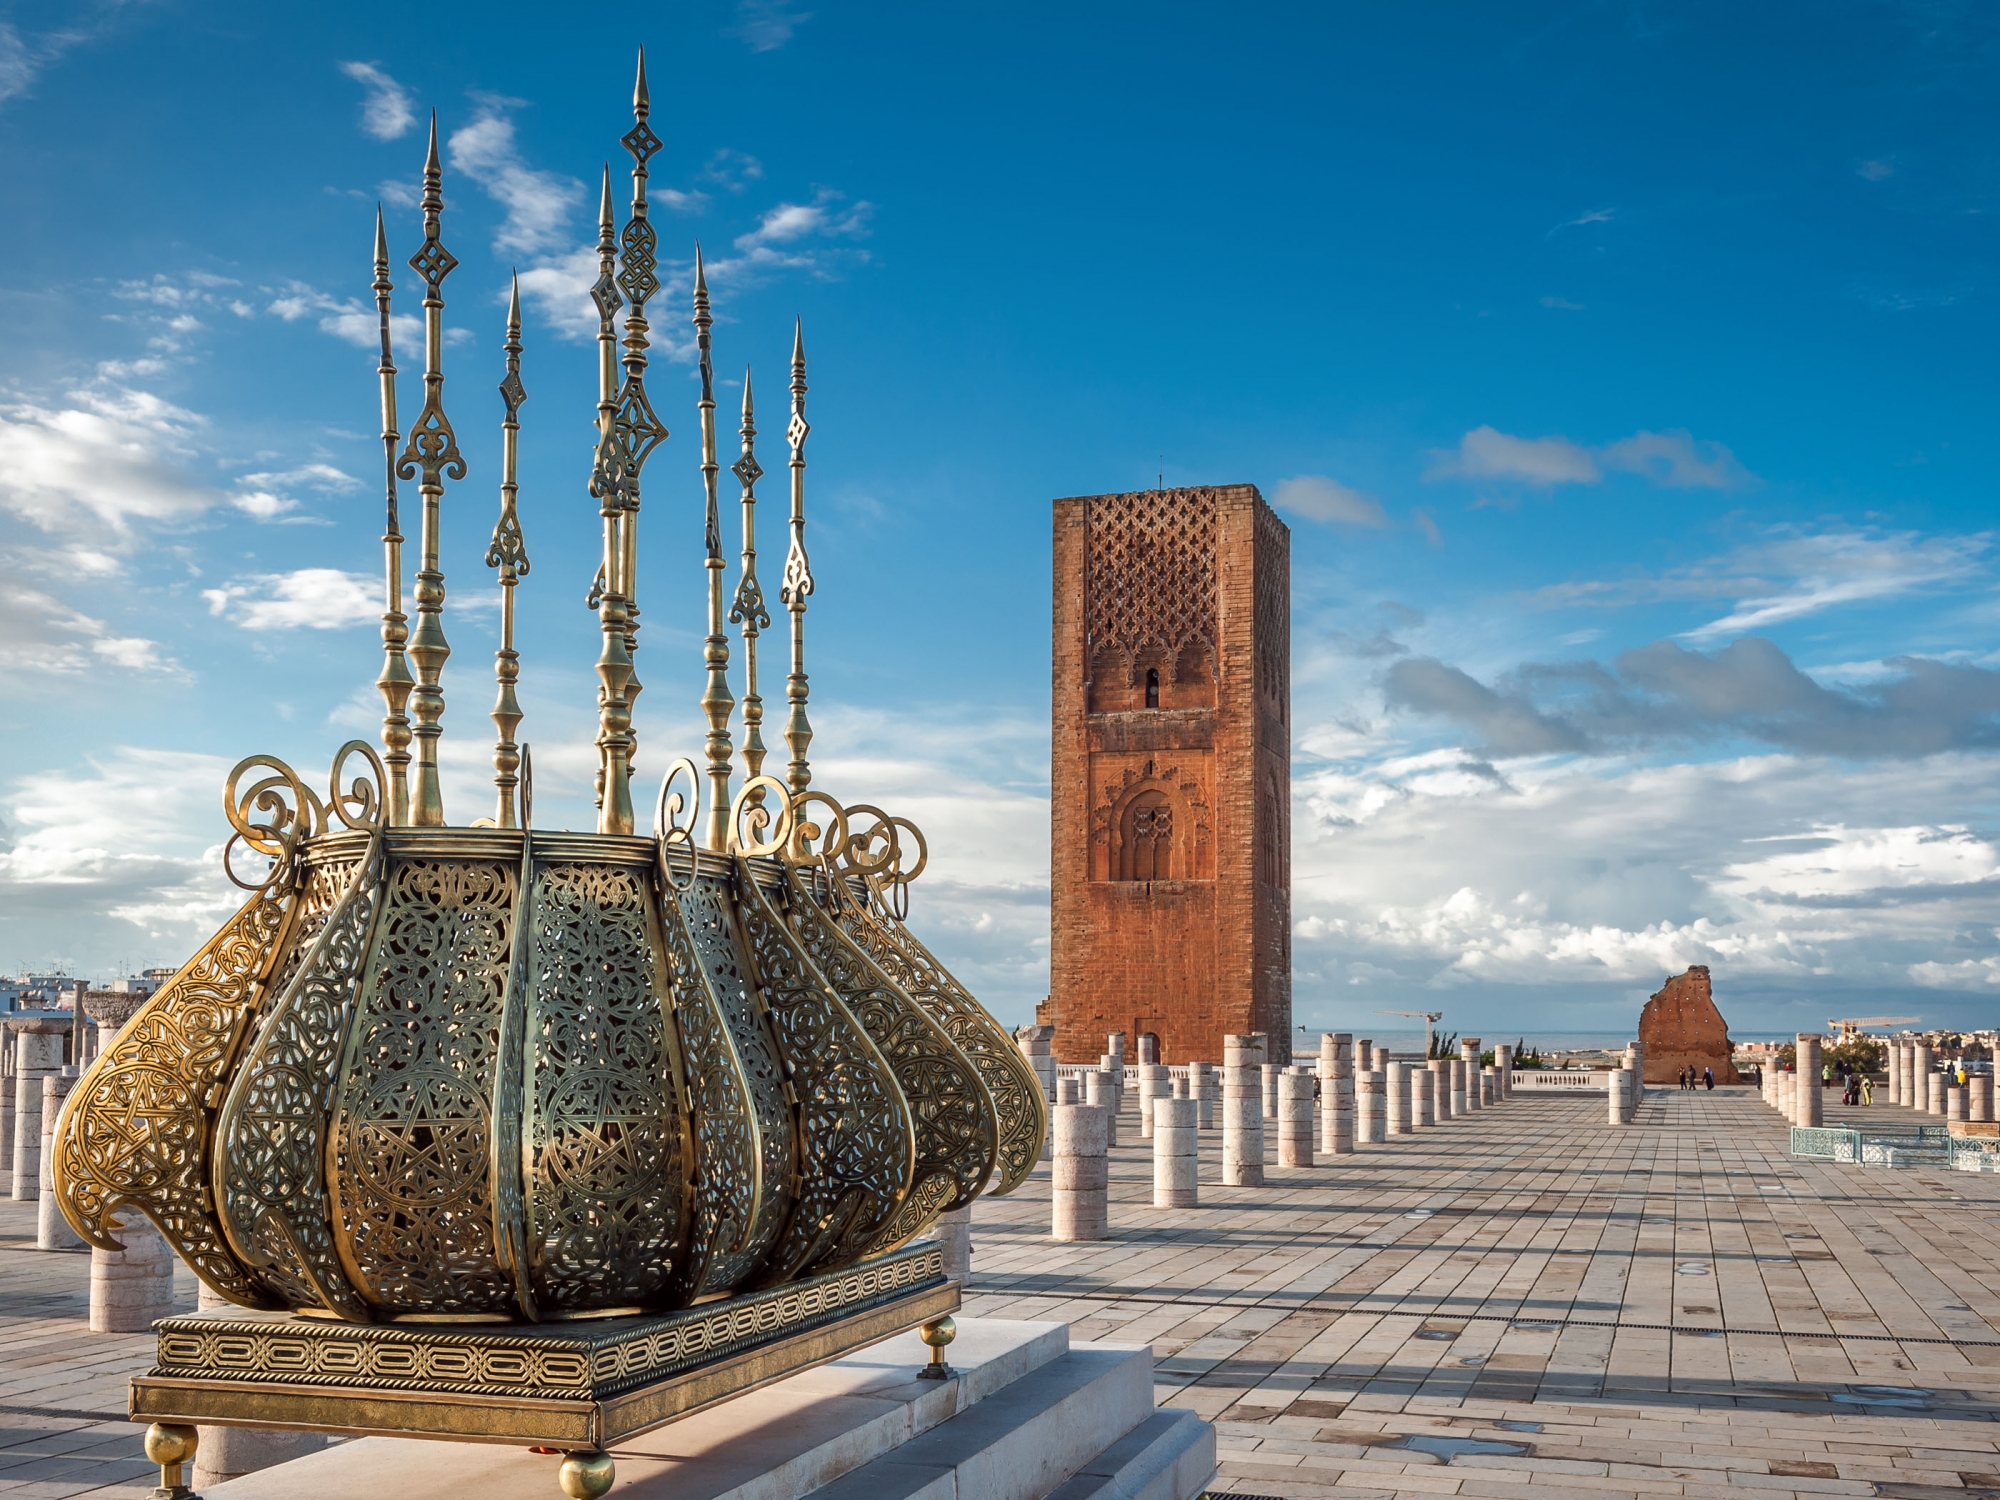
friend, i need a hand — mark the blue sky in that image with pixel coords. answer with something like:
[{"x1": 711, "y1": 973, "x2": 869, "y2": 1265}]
[{"x1": 1, "y1": 1, "x2": 1996, "y2": 1038}]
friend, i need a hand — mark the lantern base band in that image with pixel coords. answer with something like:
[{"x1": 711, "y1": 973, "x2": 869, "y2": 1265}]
[{"x1": 129, "y1": 1242, "x2": 956, "y2": 1452}]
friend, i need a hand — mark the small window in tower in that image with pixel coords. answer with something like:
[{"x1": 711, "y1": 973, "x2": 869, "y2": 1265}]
[{"x1": 1144, "y1": 668, "x2": 1160, "y2": 708}]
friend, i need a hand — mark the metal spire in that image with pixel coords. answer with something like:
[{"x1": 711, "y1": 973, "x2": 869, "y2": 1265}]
[
  {"x1": 488, "y1": 271, "x2": 530, "y2": 828},
  {"x1": 730, "y1": 367, "x2": 771, "y2": 791},
  {"x1": 587, "y1": 47, "x2": 667, "y2": 836},
  {"x1": 372, "y1": 203, "x2": 414, "y2": 826},
  {"x1": 781, "y1": 318, "x2": 814, "y2": 793},
  {"x1": 396, "y1": 110, "x2": 465, "y2": 828},
  {"x1": 694, "y1": 246, "x2": 735, "y2": 849},
  {"x1": 586, "y1": 161, "x2": 620, "y2": 813}
]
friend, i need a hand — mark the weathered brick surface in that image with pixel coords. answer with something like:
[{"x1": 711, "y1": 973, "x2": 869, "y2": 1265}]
[{"x1": 1049, "y1": 484, "x2": 1291, "y2": 1065}]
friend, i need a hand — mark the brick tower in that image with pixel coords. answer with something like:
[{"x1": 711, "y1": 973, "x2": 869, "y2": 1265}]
[{"x1": 1047, "y1": 484, "x2": 1291, "y2": 1065}]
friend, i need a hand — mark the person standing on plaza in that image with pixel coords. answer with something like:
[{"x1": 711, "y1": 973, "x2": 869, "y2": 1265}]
[{"x1": 1704, "y1": 1066, "x2": 1714, "y2": 1090}]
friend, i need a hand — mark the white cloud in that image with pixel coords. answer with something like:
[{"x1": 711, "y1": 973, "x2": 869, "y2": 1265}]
[
  {"x1": 241, "y1": 463, "x2": 359, "y2": 493},
  {"x1": 0, "y1": 584, "x2": 176, "y2": 675},
  {"x1": 1427, "y1": 424, "x2": 1751, "y2": 491},
  {"x1": 448, "y1": 100, "x2": 586, "y2": 258},
  {"x1": 203, "y1": 569, "x2": 379, "y2": 630},
  {"x1": 1272, "y1": 475, "x2": 1390, "y2": 528},
  {"x1": 268, "y1": 280, "x2": 425, "y2": 350},
  {"x1": 0, "y1": 386, "x2": 215, "y2": 540},
  {"x1": 230, "y1": 489, "x2": 297, "y2": 520},
  {"x1": 338, "y1": 61, "x2": 415, "y2": 142},
  {"x1": 515, "y1": 246, "x2": 602, "y2": 340},
  {"x1": 1679, "y1": 529, "x2": 1986, "y2": 641},
  {"x1": 733, "y1": 190, "x2": 871, "y2": 252},
  {"x1": 1599, "y1": 429, "x2": 1750, "y2": 489},
  {"x1": 1910, "y1": 957, "x2": 2000, "y2": 988},
  {"x1": 1427, "y1": 425, "x2": 1601, "y2": 485},
  {"x1": 0, "y1": 15, "x2": 104, "y2": 106},
  {"x1": 733, "y1": 0, "x2": 812, "y2": 51}
]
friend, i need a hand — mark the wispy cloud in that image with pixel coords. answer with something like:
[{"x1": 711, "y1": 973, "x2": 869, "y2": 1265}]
[
  {"x1": 1426, "y1": 424, "x2": 1751, "y2": 490},
  {"x1": 337, "y1": 61, "x2": 415, "y2": 142},
  {"x1": 1681, "y1": 530, "x2": 1988, "y2": 641},
  {"x1": 202, "y1": 569, "x2": 379, "y2": 630},
  {"x1": 0, "y1": 5, "x2": 128, "y2": 107},
  {"x1": 1540, "y1": 295, "x2": 1584, "y2": 311},
  {"x1": 1857, "y1": 158, "x2": 1895, "y2": 181},
  {"x1": 733, "y1": 0, "x2": 812, "y2": 51},
  {"x1": 1272, "y1": 475, "x2": 1390, "y2": 528},
  {"x1": 0, "y1": 584, "x2": 175, "y2": 675},
  {"x1": 267, "y1": 280, "x2": 427, "y2": 349},
  {"x1": 447, "y1": 98, "x2": 586, "y2": 257},
  {"x1": 1550, "y1": 206, "x2": 1615, "y2": 235},
  {"x1": 0, "y1": 386, "x2": 215, "y2": 541}
]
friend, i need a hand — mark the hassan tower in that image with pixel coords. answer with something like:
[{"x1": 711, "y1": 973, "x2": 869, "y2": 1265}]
[{"x1": 1045, "y1": 484, "x2": 1293, "y2": 1064}]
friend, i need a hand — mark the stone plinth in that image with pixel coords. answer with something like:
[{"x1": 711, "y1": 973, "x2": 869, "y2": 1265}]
[{"x1": 1638, "y1": 966, "x2": 1740, "y2": 1085}]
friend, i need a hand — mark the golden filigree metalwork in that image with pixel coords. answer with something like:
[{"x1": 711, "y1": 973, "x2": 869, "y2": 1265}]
[{"x1": 54, "y1": 57, "x2": 1036, "y2": 1390}]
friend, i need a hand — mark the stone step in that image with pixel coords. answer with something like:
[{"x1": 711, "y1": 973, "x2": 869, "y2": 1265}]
[
  {"x1": 206, "y1": 1318, "x2": 1073, "y2": 1500},
  {"x1": 805, "y1": 1341, "x2": 1209, "y2": 1500}
]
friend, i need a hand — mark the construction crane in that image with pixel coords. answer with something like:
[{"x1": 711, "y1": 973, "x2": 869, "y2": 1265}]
[
  {"x1": 1378, "y1": 1009, "x2": 1445, "y2": 1058},
  {"x1": 1827, "y1": 1016, "x2": 1919, "y2": 1040}
]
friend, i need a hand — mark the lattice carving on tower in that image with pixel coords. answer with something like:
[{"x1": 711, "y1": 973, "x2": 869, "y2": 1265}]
[
  {"x1": 1084, "y1": 488, "x2": 1218, "y2": 686},
  {"x1": 1254, "y1": 500, "x2": 1290, "y2": 715}
]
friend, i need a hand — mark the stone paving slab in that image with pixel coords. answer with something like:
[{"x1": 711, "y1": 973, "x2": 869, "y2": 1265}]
[
  {"x1": 5, "y1": 1085, "x2": 1998, "y2": 1499},
  {"x1": 963, "y1": 1085, "x2": 2000, "y2": 1499}
]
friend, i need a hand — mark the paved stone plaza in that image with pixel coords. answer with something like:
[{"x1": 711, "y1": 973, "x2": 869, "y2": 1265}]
[
  {"x1": 963, "y1": 1085, "x2": 2000, "y2": 1499},
  {"x1": 4, "y1": 1083, "x2": 1999, "y2": 1498}
]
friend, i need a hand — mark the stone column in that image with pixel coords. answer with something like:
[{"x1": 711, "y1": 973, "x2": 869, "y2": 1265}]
[
  {"x1": 1795, "y1": 1034, "x2": 1823, "y2": 1128},
  {"x1": 1085, "y1": 1069, "x2": 1120, "y2": 1147},
  {"x1": 1974, "y1": 1075, "x2": 1995, "y2": 1124},
  {"x1": 12, "y1": 1029, "x2": 63, "y2": 1201},
  {"x1": 1222, "y1": 1034, "x2": 1265, "y2": 1186},
  {"x1": 1386, "y1": 1062, "x2": 1412, "y2": 1135},
  {"x1": 1018, "y1": 1028, "x2": 1056, "y2": 1103},
  {"x1": 1136, "y1": 1063, "x2": 1170, "y2": 1140},
  {"x1": 1137, "y1": 1032, "x2": 1159, "y2": 1065},
  {"x1": 1321, "y1": 1032, "x2": 1353, "y2": 1155},
  {"x1": 1928, "y1": 1072, "x2": 1946, "y2": 1116},
  {"x1": 1277, "y1": 1072, "x2": 1314, "y2": 1167},
  {"x1": 1624, "y1": 1044, "x2": 1643, "y2": 1115},
  {"x1": 1356, "y1": 1068, "x2": 1384, "y2": 1145},
  {"x1": 1428, "y1": 1058, "x2": 1453, "y2": 1120},
  {"x1": 1481, "y1": 1066, "x2": 1496, "y2": 1105},
  {"x1": 89, "y1": 1211, "x2": 175, "y2": 1333},
  {"x1": 936, "y1": 1205, "x2": 972, "y2": 1285},
  {"x1": 1056, "y1": 1075, "x2": 1079, "y2": 1105},
  {"x1": 1415, "y1": 1066, "x2": 1435, "y2": 1127},
  {"x1": 1188, "y1": 1061, "x2": 1215, "y2": 1128},
  {"x1": 0, "y1": 1062, "x2": 13, "y2": 1196},
  {"x1": 1106, "y1": 1032, "x2": 1126, "y2": 1072},
  {"x1": 1949, "y1": 1083, "x2": 1970, "y2": 1122},
  {"x1": 1051, "y1": 1104, "x2": 1108, "y2": 1241},
  {"x1": 1886, "y1": 1042, "x2": 1901, "y2": 1105},
  {"x1": 1448, "y1": 1059, "x2": 1466, "y2": 1117},
  {"x1": 1153, "y1": 1096, "x2": 1198, "y2": 1207},
  {"x1": 1912, "y1": 1044, "x2": 1932, "y2": 1112},
  {"x1": 1353, "y1": 1037, "x2": 1371, "y2": 1077},
  {"x1": 37, "y1": 1073, "x2": 81, "y2": 1249},
  {"x1": 1496, "y1": 1044, "x2": 1514, "y2": 1099},
  {"x1": 1372, "y1": 1044, "x2": 1390, "y2": 1073},
  {"x1": 1459, "y1": 1039, "x2": 1482, "y2": 1112},
  {"x1": 1610, "y1": 1069, "x2": 1632, "y2": 1124},
  {"x1": 1259, "y1": 1062, "x2": 1279, "y2": 1121}
]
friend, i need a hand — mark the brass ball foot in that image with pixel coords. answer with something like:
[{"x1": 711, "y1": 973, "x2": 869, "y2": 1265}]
[
  {"x1": 558, "y1": 1448, "x2": 615, "y2": 1499},
  {"x1": 916, "y1": 1314, "x2": 957, "y2": 1381},
  {"x1": 145, "y1": 1422, "x2": 201, "y2": 1500}
]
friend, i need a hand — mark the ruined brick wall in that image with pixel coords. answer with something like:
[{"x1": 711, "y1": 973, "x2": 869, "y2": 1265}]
[{"x1": 1049, "y1": 484, "x2": 1291, "y2": 1065}]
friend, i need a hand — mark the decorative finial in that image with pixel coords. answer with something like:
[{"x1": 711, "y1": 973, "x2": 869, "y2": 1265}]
[
  {"x1": 781, "y1": 317, "x2": 814, "y2": 794},
  {"x1": 488, "y1": 271, "x2": 530, "y2": 828},
  {"x1": 586, "y1": 50, "x2": 668, "y2": 835},
  {"x1": 731, "y1": 367, "x2": 772, "y2": 790},
  {"x1": 394, "y1": 115, "x2": 465, "y2": 828},
  {"x1": 694, "y1": 242, "x2": 735, "y2": 849},
  {"x1": 372, "y1": 204, "x2": 413, "y2": 826}
]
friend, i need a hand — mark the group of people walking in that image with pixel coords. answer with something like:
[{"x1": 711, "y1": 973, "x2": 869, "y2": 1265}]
[{"x1": 1676, "y1": 1066, "x2": 1715, "y2": 1091}]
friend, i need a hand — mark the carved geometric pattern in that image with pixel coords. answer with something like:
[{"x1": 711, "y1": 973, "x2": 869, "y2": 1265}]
[
  {"x1": 672, "y1": 871, "x2": 795, "y2": 1295},
  {"x1": 1084, "y1": 488, "x2": 1219, "y2": 684},
  {"x1": 731, "y1": 862, "x2": 912, "y2": 1285},
  {"x1": 1091, "y1": 758, "x2": 1212, "y2": 881},
  {"x1": 523, "y1": 861, "x2": 688, "y2": 1311},
  {"x1": 777, "y1": 862, "x2": 994, "y2": 1254},
  {"x1": 330, "y1": 858, "x2": 518, "y2": 1317},
  {"x1": 150, "y1": 1242, "x2": 944, "y2": 1401},
  {"x1": 1255, "y1": 498, "x2": 1290, "y2": 709},
  {"x1": 50, "y1": 873, "x2": 299, "y2": 1305},
  {"x1": 216, "y1": 840, "x2": 383, "y2": 1319},
  {"x1": 830, "y1": 883, "x2": 1048, "y2": 1198}
]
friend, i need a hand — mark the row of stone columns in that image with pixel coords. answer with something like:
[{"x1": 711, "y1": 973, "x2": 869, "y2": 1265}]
[{"x1": 1881, "y1": 1039, "x2": 1996, "y2": 1121}]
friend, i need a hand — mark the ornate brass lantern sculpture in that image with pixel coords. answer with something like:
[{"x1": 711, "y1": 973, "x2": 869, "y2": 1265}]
[{"x1": 52, "y1": 52, "x2": 1042, "y2": 1499}]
